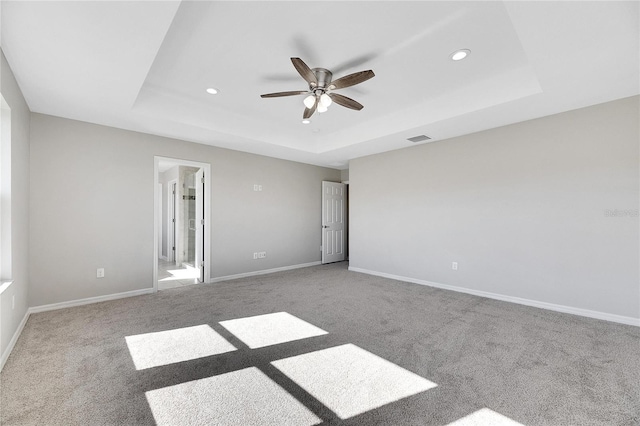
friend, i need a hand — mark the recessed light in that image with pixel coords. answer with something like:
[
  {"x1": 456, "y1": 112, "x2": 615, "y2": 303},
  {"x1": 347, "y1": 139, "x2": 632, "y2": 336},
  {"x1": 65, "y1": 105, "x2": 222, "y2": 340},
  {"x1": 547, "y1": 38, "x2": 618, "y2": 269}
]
[
  {"x1": 302, "y1": 119, "x2": 311, "y2": 124},
  {"x1": 206, "y1": 87, "x2": 219, "y2": 95},
  {"x1": 450, "y1": 49, "x2": 470, "y2": 61}
]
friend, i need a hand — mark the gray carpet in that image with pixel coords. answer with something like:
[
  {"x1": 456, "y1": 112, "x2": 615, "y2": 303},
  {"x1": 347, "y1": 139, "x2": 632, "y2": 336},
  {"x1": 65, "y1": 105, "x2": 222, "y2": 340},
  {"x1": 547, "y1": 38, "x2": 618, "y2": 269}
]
[{"x1": 1, "y1": 262, "x2": 639, "y2": 425}]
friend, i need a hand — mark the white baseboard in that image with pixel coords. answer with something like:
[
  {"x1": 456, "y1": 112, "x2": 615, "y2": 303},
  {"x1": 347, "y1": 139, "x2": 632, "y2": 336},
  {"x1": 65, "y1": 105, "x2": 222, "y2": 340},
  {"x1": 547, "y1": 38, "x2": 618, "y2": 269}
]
[
  {"x1": 29, "y1": 288, "x2": 155, "y2": 314},
  {"x1": 0, "y1": 280, "x2": 14, "y2": 295},
  {"x1": 1, "y1": 309, "x2": 30, "y2": 371},
  {"x1": 3, "y1": 262, "x2": 321, "y2": 369},
  {"x1": 1, "y1": 262, "x2": 320, "y2": 371},
  {"x1": 211, "y1": 261, "x2": 321, "y2": 283},
  {"x1": 1, "y1": 288, "x2": 155, "y2": 371},
  {"x1": 348, "y1": 267, "x2": 640, "y2": 327}
]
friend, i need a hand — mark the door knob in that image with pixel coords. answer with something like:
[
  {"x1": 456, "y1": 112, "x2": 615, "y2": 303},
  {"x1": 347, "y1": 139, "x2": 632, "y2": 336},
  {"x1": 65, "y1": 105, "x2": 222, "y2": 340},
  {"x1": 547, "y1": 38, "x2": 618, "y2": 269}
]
[{"x1": 322, "y1": 225, "x2": 329, "y2": 228}]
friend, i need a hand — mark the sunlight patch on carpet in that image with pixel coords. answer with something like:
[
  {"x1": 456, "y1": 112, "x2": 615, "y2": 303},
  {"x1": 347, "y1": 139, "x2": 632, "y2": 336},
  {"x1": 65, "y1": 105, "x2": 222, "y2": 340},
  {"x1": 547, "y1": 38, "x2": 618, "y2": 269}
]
[
  {"x1": 159, "y1": 268, "x2": 200, "y2": 282},
  {"x1": 219, "y1": 312, "x2": 328, "y2": 348},
  {"x1": 271, "y1": 343, "x2": 437, "y2": 419},
  {"x1": 125, "y1": 325, "x2": 236, "y2": 370},
  {"x1": 447, "y1": 408, "x2": 525, "y2": 425},
  {"x1": 145, "y1": 367, "x2": 322, "y2": 426}
]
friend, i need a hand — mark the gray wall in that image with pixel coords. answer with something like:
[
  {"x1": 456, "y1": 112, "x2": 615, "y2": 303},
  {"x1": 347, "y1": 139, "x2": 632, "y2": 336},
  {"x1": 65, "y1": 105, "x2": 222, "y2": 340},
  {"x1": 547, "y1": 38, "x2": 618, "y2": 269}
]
[
  {"x1": 0, "y1": 50, "x2": 30, "y2": 356},
  {"x1": 29, "y1": 114, "x2": 340, "y2": 306},
  {"x1": 350, "y1": 96, "x2": 639, "y2": 320}
]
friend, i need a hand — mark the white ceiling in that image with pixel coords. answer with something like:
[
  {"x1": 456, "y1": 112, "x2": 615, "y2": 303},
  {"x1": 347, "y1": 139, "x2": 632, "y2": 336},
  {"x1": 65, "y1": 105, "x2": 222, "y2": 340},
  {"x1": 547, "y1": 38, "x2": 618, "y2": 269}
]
[{"x1": 2, "y1": 1, "x2": 638, "y2": 170}]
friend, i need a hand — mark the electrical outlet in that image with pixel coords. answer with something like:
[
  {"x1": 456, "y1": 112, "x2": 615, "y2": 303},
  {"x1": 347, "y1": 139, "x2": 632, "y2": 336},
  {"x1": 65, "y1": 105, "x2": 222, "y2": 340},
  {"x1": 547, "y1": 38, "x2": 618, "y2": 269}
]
[
  {"x1": 97, "y1": 268, "x2": 105, "y2": 278},
  {"x1": 258, "y1": 251, "x2": 266, "y2": 258},
  {"x1": 452, "y1": 262, "x2": 458, "y2": 271},
  {"x1": 253, "y1": 184, "x2": 263, "y2": 192}
]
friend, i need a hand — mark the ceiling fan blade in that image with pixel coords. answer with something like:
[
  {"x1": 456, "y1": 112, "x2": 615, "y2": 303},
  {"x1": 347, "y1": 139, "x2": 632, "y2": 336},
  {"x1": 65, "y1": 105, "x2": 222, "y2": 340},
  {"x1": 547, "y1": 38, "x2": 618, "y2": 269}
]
[
  {"x1": 329, "y1": 70, "x2": 375, "y2": 90},
  {"x1": 303, "y1": 99, "x2": 317, "y2": 119},
  {"x1": 328, "y1": 93, "x2": 364, "y2": 111},
  {"x1": 260, "y1": 91, "x2": 308, "y2": 98},
  {"x1": 291, "y1": 57, "x2": 318, "y2": 86}
]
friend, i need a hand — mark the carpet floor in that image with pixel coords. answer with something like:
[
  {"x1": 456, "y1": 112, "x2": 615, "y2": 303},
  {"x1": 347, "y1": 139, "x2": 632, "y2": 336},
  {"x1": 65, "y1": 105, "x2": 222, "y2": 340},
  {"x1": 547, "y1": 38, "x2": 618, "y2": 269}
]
[{"x1": 1, "y1": 262, "x2": 639, "y2": 425}]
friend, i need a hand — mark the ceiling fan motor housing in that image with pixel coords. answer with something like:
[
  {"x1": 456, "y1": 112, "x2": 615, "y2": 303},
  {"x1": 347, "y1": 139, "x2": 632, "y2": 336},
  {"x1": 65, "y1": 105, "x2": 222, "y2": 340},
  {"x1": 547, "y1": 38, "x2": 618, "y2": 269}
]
[{"x1": 311, "y1": 68, "x2": 333, "y2": 92}]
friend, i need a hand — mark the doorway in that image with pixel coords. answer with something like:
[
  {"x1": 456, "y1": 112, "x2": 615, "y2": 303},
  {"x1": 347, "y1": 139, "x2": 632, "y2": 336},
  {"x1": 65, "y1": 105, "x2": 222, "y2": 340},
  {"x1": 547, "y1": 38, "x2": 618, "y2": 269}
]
[
  {"x1": 321, "y1": 181, "x2": 347, "y2": 264},
  {"x1": 154, "y1": 157, "x2": 211, "y2": 291}
]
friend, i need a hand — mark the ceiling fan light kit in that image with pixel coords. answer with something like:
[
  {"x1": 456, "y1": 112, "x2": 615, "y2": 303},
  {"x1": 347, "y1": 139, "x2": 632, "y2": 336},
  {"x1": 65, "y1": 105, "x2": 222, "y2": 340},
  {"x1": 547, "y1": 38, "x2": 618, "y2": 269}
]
[
  {"x1": 320, "y1": 93, "x2": 332, "y2": 107},
  {"x1": 303, "y1": 95, "x2": 316, "y2": 109},
  {"x1": 261, "y1": 57, "x2": 375, "y2": 120}
]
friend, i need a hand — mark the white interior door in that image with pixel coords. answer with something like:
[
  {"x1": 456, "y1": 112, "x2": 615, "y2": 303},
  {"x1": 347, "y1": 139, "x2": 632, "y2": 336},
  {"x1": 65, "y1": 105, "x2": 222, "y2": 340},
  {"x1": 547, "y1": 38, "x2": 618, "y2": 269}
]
[
  {"x1": 167, "y1": 181, "x2": 177, "y2": 263},
  {"x1": 158, "y1": 183, "x2": 163, "y2": 258},
  {"x1": 322, "y1": 181, "x2": 346, "y2": 264},
  {"x1": 195, "y1": 168, "x2": 205, "y2": 283}
]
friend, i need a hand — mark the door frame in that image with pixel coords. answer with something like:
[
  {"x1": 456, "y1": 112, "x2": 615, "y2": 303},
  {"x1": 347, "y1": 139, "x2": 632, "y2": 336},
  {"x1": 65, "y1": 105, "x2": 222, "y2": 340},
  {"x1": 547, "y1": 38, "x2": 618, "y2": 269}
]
[
  {"x1": 195, "y1": 168, "x2": 205, "y2": 283},
  {"x1": 158, "y1": 183, "x2": 163, "y2": 259},
  {"x1": 166, "y1": 179, "x2": 177, "y2": 263},
  {"x1": 153, "y1": 156, "x2": 211, "y2": 292}
]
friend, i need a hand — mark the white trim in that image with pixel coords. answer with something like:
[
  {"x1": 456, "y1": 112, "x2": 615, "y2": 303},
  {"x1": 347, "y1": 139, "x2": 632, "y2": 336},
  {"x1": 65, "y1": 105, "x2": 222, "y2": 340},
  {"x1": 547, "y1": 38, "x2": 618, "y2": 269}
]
[
  {"x1": 0, "y1": 309, "x2": 29, "y2": 371},
  {"x1": 166, "y1": 179, "x2": 177, "y2": 263},
  {"x1": 1, "y1": 94, "x2": 12, "y2": 280},
  {"x1": 1, "y1": 287, "x2": 155, "y2": 371},
  {"x1": 348, "y1": 267, "x2": 640, "y2": 327},
  {"x1": 157, "y1": 183, "x2": 163, "y2": 258},
  {"x1": 29, "y1": 288, "x2": 154, "y2": 314},
  {"x1": 0, "y1": 279, "x2": 13, "y2": 295},
  {"x1": 211, "y1": 261, "x2": 321, "y2": 283}
]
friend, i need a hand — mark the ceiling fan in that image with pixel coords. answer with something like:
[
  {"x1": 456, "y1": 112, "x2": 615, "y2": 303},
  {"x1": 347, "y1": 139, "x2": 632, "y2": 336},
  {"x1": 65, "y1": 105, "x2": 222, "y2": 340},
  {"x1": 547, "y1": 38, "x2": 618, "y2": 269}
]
[{"x1": 261, "y1": 57, "x2": 375, "y2": 120}]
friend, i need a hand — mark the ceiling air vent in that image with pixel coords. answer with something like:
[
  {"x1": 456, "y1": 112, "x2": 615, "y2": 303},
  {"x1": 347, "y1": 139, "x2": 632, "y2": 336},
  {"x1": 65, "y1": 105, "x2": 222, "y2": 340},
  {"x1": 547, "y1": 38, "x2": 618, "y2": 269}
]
[{"x1": 407, "y1": 135, "x2": 431, "y2": 143}]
